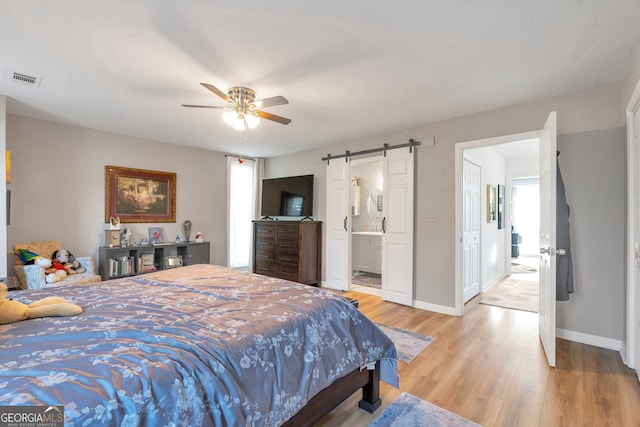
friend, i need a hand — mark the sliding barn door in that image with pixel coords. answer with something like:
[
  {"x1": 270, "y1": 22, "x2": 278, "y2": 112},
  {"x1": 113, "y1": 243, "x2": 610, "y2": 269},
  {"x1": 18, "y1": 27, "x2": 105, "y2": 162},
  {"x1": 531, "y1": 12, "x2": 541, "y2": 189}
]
[
  {"x1": 381, "y1": 148, "x2": 415, "y2": 306},
  {"x1": 539, "y1": 111, "x2": 557, "y2": 367},
  {"x1": 325, "y1": 160, "x2": 351, "y2": 290}
]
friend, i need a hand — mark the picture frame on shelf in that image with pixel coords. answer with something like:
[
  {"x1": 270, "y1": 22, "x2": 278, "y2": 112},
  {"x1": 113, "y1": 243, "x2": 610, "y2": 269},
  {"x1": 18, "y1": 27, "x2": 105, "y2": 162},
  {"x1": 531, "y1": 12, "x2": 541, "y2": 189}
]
[
  {"x1": 105, "y1": 165, "x2": 176, "y2": 223},
  {"x1": 148, "y1": 227, "x2": 165, "y2": 244}
]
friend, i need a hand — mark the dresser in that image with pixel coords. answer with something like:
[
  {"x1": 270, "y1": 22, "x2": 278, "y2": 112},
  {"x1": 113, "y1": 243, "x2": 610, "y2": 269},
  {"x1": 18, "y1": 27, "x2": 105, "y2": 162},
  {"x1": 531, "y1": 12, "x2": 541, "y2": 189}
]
[{"x1": 252, "y1": 220, "x2": 322, "y2": 285}]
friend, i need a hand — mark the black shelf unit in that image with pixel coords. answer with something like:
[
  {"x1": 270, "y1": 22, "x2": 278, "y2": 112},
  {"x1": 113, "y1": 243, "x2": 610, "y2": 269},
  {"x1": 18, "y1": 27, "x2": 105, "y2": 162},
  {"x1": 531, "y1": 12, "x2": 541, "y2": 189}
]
[{"x1": 98, "y1": 241, "x2": 210, "y2": 280}]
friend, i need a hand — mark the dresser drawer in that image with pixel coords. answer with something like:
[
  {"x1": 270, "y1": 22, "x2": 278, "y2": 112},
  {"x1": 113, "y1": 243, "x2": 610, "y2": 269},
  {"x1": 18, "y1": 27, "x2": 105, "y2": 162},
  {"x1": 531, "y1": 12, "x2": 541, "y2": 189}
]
[
  {"x1": 255, "y1": 261, "x2": 276, "y2": 276},
  {"x1": 255, "y1": 238, "x2": 275, "y2": 250},
  {"x1": 255, "y1": 249, "x2": 275, "y2": 263},
  {"x1": 276, "y1": 252, "x2": 299, "y2": 266},
  {"x1": 256, "y1": 225, "x2": 276, "y2": 239},
  {"x1": 277, "y1": 265, "x2": 299, "y2": 282},
  {"x1": 277, "y1": 225, "x2": 299, "y2": 240},
  {"x1": 276, "y1": 239, "x2": 299, "y2": 251}
]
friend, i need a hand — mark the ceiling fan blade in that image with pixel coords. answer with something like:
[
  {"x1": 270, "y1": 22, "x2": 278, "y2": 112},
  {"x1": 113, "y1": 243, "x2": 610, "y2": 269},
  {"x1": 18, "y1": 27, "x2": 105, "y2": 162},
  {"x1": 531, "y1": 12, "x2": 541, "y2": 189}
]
[
  {"x1": 182, "y1": 104, "x2": 226, "y2": 109},
  {"x1": 200, "y1": 83, "x2": 232, "y2": 103},
  {"x1": 252, "y1": 95, "x2": 289, "y2": 109},
  {"x1": 255, "y1": 110, "x2": 292, "y2": 125}
]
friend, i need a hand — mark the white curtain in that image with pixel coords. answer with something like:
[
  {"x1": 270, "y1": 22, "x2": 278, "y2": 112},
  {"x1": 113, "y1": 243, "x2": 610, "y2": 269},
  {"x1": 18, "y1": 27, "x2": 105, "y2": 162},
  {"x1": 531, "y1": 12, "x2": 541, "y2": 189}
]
[{"x1": 227, "y1": 157, "x2": 263, "y2": 269}]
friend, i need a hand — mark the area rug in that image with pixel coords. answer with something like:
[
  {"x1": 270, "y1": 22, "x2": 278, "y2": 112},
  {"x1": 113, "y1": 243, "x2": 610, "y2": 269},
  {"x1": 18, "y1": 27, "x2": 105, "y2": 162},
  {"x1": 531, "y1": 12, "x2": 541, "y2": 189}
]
[
  {"x1": 376, "y1": 324, "x2": 433, "y2": 363},
  {"x1": 370, "y1": 392, "x2": 481, "y2": 427},
  {"x1": 352, "y1": 271, "x2": 382, "y2": 289},
  {"x1": 511, "y1": 262, "x2": 537, "y2": 274},
  {"x1": 480, "y1": 277, "x2": 538, "y2": 313}
]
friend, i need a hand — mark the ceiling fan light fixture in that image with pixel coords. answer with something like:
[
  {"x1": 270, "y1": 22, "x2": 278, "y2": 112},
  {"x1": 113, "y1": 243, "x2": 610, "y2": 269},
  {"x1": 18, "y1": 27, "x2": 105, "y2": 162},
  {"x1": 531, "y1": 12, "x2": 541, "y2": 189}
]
[
  {"x1": 245, "y1": 113, "x2": 260, "y2": 129},
  {"x1": 223, "y1": 110, "x2": 237, "y2": 126},
  {"x1": 184, "y1": 83, "x2": 290, "y2": 135},
  {"x1": 231, "y1": 118, "x2": 246, "y2": 131}
]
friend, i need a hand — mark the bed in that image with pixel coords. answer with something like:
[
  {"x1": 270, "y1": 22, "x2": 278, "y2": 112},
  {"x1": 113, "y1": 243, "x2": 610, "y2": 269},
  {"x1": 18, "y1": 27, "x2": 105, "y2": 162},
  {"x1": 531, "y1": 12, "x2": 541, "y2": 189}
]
[{"x1": 0, "y1": 264, "x2": 398, "y2": 426}]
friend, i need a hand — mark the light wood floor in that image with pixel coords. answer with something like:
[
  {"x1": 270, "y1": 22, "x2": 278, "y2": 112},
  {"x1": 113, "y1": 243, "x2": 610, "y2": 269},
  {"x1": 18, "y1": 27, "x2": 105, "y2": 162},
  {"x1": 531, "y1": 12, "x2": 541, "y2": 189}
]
[{"x1": 316, "y1": 291, "x2": 640, "y2": 427}]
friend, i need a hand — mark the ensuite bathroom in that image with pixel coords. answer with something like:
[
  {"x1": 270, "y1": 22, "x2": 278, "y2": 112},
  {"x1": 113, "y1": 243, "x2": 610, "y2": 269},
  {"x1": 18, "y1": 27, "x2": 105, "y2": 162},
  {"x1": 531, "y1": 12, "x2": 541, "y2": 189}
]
[{"x1": 350, "y1": 160, "x2": 383, "y2": 292}]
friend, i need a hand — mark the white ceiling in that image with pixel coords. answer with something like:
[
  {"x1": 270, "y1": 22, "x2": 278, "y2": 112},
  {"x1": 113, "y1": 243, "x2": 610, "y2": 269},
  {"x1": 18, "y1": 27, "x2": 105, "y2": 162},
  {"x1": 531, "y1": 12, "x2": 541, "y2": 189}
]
[{"x1": 1, "y1": 1, "x2": 639, "y2": 158}]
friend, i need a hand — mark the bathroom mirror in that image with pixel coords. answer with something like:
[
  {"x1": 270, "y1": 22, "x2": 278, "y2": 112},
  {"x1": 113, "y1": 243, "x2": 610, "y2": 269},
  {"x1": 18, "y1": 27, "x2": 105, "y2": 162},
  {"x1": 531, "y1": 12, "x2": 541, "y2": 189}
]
[{"x1": 366, "y1": 190, "x2": 383, "y2": 219}]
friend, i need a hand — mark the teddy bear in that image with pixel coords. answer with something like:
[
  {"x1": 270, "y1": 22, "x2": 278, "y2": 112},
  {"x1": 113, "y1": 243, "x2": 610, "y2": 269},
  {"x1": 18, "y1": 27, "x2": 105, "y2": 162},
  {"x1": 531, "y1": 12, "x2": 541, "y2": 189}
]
[
  {"x1": 51, "y1": 249, "x2": 86, "y2": 275},
  {"x1": 0, "y1": 282, "x2": 83, "y2": 325}
]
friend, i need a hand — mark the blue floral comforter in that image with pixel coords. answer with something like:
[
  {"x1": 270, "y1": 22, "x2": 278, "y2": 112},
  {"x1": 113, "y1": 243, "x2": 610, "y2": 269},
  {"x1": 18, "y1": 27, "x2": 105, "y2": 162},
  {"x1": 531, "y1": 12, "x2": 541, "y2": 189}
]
[{"x1": 0, "y1": 264, "x2": 397, "y2": 426}]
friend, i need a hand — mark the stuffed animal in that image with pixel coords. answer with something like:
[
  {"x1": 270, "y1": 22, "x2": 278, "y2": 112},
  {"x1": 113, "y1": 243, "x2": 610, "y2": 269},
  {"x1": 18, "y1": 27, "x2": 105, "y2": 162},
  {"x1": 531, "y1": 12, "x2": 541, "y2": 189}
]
[
  {"x1": 35, "y1": 257, "x2": 67, "y2": 284},
  {"x1": 51, "y1": 249, "x2": 86, "y2": 275},
  {"x1": 0, "y1": 282, "x2": 83, "y2": 325}
]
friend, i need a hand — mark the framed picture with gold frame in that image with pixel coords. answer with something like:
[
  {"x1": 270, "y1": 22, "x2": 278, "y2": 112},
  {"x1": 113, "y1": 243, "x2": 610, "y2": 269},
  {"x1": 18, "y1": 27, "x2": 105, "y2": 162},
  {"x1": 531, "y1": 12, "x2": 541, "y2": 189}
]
[
  {"x1": 105, "y1": 166, "x2": 176, "y2": 223},
  {"x1": 486, "y1": 184, "x2": 496, "y2": 223}
]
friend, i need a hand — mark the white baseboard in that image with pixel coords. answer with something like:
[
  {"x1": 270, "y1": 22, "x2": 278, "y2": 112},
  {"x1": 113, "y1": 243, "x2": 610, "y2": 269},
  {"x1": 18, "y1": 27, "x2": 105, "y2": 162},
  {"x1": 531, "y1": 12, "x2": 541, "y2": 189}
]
[
  {"x1": 619, "y1": 342, "x2": 633, "y2": 368},
  {"x1": 556, "y1": 328, "x2": 623, "y2": 352},
  {"x1": 413, "y1": 299, "x2": 458, "y2": 316}
]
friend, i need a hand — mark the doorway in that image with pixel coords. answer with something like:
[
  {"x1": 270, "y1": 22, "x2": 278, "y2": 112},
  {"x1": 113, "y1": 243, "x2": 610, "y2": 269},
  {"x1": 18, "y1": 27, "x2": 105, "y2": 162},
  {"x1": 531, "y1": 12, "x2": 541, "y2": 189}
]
[
  {"x1": 455, "y1": 133, "x2": 541, "y2": 315},
  {"x1": 350, "y1": 159, "x2": 383, "y2": 296},
  {"x1": 325, "y1": 146, "x2": 415, "y2": 307},
  {"x1": 482, "y1": 177, "x2": 540, "y2": 313}
]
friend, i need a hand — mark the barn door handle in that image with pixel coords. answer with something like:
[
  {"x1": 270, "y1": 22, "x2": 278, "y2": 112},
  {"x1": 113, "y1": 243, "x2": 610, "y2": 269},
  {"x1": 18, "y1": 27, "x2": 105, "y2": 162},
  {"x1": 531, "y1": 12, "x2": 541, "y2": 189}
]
[
  {"x1": 382, "y1": 217, "x2": 386, "y2": 233},
  {"x1": 344, "y1": 216, "x2": 348, "y2": 231}
]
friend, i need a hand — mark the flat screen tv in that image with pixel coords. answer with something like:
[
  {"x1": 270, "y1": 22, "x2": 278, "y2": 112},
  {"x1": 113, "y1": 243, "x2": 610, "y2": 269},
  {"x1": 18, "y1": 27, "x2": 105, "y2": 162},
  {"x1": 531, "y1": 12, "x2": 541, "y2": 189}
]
[{"x1": 261, "y1": 174, "x2": 314, "y2": 218}]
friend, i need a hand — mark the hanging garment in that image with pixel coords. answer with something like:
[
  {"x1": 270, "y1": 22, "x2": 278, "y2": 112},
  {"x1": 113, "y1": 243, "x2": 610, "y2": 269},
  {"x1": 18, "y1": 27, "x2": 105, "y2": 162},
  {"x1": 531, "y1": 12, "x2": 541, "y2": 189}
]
[{"x1": 556, "y1": 152, "x2": 574, "y2": 301}]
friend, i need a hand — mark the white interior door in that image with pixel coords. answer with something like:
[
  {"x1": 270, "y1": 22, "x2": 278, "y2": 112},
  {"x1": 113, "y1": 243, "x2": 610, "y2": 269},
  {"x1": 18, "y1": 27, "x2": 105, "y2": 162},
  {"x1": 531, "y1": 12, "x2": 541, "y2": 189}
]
[
  {"x1": 325, "y1": 160, "x2": 351, "y2": 290},
  {"x1": 381, "y1": 148, "x2": 414, "y2": 306},
  {"x1": 539, "y1": 111, "x2": 557, "y2": 367},
  {"x1": 462, "y1": 159, "x2": 481, "y2": 302}
]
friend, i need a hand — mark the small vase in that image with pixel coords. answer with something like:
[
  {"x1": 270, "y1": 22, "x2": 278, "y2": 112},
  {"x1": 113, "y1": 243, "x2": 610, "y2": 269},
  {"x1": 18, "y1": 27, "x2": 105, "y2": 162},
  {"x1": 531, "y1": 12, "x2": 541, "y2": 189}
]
[{"x1": 182, "y1": 220, "x2": 192, "y2": 242}]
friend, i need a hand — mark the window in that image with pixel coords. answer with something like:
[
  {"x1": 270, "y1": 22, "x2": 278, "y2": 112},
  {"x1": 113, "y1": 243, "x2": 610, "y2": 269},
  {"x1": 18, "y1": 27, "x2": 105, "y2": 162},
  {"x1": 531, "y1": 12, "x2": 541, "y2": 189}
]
[{"x1": 227, "y1": 157, "x2": 257, "y2": 268}]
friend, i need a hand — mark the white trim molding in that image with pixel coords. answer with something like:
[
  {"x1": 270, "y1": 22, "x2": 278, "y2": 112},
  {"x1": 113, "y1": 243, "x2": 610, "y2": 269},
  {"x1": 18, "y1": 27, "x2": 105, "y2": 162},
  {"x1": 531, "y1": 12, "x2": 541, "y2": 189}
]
[
  {"x1": 557, "y1": 328, "x2": 623, "y2": 352},
  {"x1": 413, "y1": 299, "x2": 458, "y2": 316}
]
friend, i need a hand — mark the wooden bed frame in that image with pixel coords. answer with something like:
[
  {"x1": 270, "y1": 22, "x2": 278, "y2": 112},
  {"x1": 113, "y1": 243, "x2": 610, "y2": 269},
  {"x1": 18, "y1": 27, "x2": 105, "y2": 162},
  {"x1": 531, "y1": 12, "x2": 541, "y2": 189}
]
[{"x1": 282, "y1": 361, "x2": 381, "y2": 427}]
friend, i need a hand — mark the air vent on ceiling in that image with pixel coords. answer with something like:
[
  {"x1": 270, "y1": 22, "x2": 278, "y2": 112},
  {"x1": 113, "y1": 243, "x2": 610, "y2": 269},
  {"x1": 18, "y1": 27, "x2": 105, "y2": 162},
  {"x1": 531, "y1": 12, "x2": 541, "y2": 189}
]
[{"x1": 7, "y1": 70, "x2": 41, "y2": 87}]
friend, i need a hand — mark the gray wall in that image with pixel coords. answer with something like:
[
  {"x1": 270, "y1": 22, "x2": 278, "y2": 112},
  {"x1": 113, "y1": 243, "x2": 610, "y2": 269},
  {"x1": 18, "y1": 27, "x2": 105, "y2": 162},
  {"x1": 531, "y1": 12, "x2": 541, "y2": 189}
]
[
  {"x1": 556, "y1": 128, "x2": 626, "y2": 339},
  {"x1": 266, "y1": 81, "x2": 626, "y2": 341},
  {"x1": 6, "y1": 115, "x2": 229, "y2": 270}
]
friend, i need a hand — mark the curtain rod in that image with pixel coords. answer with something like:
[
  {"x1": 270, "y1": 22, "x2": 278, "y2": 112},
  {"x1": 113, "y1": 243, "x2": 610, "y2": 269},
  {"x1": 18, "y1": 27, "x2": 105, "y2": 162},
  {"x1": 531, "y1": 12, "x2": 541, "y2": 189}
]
[
  {"x1": 224, "y1": 153, "x2": 258, "y2": 161},
  {"x1": 321, "y1": 138, "x2": 420, "y2": 164}
]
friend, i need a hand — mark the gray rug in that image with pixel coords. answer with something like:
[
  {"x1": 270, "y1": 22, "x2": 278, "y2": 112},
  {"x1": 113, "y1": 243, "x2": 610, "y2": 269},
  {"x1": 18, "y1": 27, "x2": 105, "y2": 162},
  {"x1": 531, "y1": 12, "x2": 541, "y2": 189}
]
[
  {"x1": 511, "y1": 262, "x2": 537, "y2": 274},
  {"x1": 370, "y1": 392, "x2": 481, "y2": 427},
  {"x1": 480, "y1": 277, "x2": 538, "y2": 313},
  {"x1": 353, "y1": 271, "x2": 382, "y2": 289},
  {"x1": 376, "y1": 324, "x2": 433, "y2": 363}
]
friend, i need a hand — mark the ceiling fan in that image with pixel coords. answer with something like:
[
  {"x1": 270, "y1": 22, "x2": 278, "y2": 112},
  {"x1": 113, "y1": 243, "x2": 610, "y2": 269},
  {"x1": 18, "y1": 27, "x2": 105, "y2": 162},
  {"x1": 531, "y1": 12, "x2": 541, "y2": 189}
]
[{"x1": 182, "y1": 83, "x2": 291, "y2": 132}]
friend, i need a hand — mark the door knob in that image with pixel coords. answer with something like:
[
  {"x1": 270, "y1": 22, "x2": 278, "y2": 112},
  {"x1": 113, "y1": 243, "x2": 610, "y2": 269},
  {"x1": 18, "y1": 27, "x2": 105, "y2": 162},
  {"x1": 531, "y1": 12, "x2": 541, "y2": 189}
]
[
  {"x1": 540, "y1": 247, "x2": 550, "y2": 255},
  {"x1": 556, "y1": 248, "x2": 566, "y2": 256}
]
